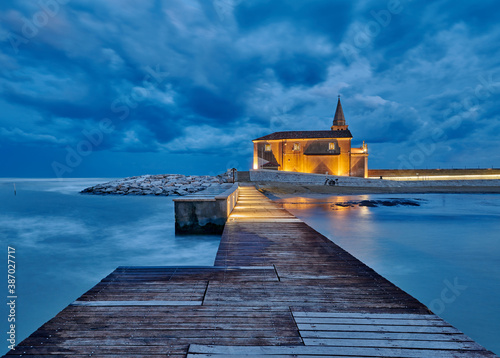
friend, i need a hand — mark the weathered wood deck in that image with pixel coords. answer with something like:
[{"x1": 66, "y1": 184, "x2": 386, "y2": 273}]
[{"x1": 4, "y1": 185, "x2": 498, "y2": 357}]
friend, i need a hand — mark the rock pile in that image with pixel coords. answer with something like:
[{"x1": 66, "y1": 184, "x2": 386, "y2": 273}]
[
  {"x1": 80, "y1": 174, "x2": 229, "y2": 196},
  {"x1": 333, "y1": 198, "x2": 424, "y2": 208}
]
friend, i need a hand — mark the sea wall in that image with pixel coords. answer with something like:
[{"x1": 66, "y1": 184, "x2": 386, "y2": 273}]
[
  {"x1": 248, "y1": 169, "x2": 500, "y2": 187},
  {"x1": 248, "y1": 169, "x2": 392, "y2": 186}
]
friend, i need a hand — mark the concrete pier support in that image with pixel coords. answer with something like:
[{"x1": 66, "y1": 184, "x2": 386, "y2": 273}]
[{"x1": 174, "y1": 183, "x2": 239, "y2": 234}]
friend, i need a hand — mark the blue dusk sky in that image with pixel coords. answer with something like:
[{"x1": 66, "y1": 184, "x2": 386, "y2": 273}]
[{"x1": 1, "y1": 0, "x2": 500, "y2": 178}]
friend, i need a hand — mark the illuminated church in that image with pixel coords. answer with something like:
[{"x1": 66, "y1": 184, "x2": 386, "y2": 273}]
[{"x1": 252, "y1": 97, "x2": 368, "y2": 177}]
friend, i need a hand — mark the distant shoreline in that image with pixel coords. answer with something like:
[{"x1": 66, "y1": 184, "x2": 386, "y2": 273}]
[{"x1": 255, "y1": 182, "x2": 500, "y2": 198}]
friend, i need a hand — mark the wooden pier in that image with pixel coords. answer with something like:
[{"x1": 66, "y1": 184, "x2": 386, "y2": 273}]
[{"x1": 4, "y1": 185, "x2": 497, "y2": 357}]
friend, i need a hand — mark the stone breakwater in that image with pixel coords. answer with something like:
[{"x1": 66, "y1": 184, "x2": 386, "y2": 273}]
[{"x1": 80, "y1": 174, "x2": 229, "y2": 196}]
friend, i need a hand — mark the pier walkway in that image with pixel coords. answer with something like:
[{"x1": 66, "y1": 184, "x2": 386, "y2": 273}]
[{"x1": 4, "y1": 186, "x2": 497, "y2": 357}]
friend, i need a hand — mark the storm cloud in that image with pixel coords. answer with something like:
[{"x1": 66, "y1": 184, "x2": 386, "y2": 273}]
[{"x1": 1, "y1": 0, "x2": 499, "y2": 177}]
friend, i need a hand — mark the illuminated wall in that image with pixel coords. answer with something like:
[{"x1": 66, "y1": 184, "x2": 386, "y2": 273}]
[{"x1": 253, "y1": 138, "x2": 367, "y2": 177}]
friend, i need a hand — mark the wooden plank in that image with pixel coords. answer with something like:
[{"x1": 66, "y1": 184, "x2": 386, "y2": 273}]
[
  {"x1": 187, "y1": 356, "x2": 413, "y2": 358},
  {"x1": 70, "y1": 300, "x2": 202, "y2": 306},
  {"x1": 32, "y1": 328, "x2": 300, "y2": 339},
  {"x1": 9, "y1": 345, "x2": 187, "y2": 355},
  {"x1": 292, "y1": 312, "x2": 438, "y2": 320},
  {"x1": 40, "y1": 322, "x2": 298, "y2": 331},
  {"x1": 187, "y1": 344, "x2": 497, "y2": 357},
  {"x1": 115, "y1": 266, "x2": 276, "y2": 270},
  {"x1": 19, "y1": 336, "x2": 302, "y2": 347},
  {"x1": 297, "y1": 323, "x2": 462, "y2": 334},
  {"x1": 6, "y1": 355, "x2": 186, "y2": 358},
  {"x1": 202, "y1": 300, "x2": 426, "y2": 309},
  {"x1": 62, "y1": 305, "x2": 291, "y2": 314},
  {"x1": 44, "y1": 316, "x2": 295, "y2": 325},
  {"x1": 188, "y1": 355, "x2": 492, "y2": 358},
  {"x1": 302, "y1": 338, "x2": 485, "y2": 350},
  {"x1": 186, "y1": 356, "x2": 367, "y2": 358},
  {"x1": 294, "y1": 317, "x2": 450, "y2": 326},
  {"x1": 299, "y1": 330, "x2": 472, "y2": 341}
]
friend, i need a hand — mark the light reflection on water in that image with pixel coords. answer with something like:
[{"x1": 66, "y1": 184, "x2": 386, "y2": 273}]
[
  {"x1": 278, "y1": 193, "x2": 500, "y2": 355},
  {"x1": 0, "y1": 179, "x2": 221, "y2": 353}
]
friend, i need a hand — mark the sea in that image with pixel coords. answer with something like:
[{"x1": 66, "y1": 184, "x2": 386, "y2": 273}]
[{"x1": 1, "y1": 178, "x2": 499, "y2": 355}]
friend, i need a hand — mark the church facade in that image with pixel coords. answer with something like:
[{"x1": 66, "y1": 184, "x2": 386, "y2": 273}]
[{"x1": 252, "y1": 98, "x2": 368, "y2": 177}]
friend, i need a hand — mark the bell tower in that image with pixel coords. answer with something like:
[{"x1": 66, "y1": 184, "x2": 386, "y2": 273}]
[{"x1": 331, "y1": 96, "x2": 349, "y2": 131}]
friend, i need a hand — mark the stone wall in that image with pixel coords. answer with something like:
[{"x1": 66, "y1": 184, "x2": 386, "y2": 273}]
[
  {"x1": 248, "y1": 169, "x2": 500, "y2": 188},
  {"x1": 248, "y1": 169, "x2": 385, "y2": 186}
]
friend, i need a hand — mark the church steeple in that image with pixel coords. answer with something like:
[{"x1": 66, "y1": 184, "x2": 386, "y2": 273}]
[{"x1": 331, "y1": 96, "x2": 348, "y2": 130}]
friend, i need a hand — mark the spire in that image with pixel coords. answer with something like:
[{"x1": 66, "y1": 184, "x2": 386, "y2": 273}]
[
  {"x1": 333, "y1": 96, "x2": 346, "y2": 126},
  {"x1": 331, "y1": 95, "x2": 348, "y2": 130}
]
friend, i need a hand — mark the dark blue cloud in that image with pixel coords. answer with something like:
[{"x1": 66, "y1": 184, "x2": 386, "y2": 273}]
[
  {"x1": 235, "y1": 0, "x2": 352, "y2": 41},
  {"x1": 273, "y1": 54, "x2": 328, "y2": 87},
  {"x1": 186, "y1": 86, "x2": 244, "y2": 122},
  {"x1": 430, "y1": 0, "x2": 500, "y2": 34},
  {"x1": 1, "y1": 0, "x2": 499, "y2": 177}
]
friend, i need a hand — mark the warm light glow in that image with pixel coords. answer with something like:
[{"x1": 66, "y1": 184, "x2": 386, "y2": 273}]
[
  {"x1": 359, "y1": 206, "x2": 371, "y2": 216},
  {"x1": 233, "y1": 206, "x2": 272, "y2": 210},
  {"x1": 370, "y1": 174, "x2": 500, "y2": 181}
]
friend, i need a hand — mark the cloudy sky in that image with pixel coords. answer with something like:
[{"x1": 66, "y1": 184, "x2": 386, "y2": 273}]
[{"x1": 1, "y1": 0, "x2": 499, "y2": 178}]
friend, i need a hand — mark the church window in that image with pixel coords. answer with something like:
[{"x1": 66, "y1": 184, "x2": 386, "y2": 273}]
[
  {"x1": 329, "y1": 142, "x2": 336, "y2": 150},
  {"x1": 265, "y1": 144, "x2": 271, "y2": 151},
  {"x1": 293, "y1": 143, "x2": 300, "y2": 151}
]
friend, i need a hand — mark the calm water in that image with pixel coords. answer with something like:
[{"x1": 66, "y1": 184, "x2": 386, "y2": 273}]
[
  {"x1": 0, "y1": 178, "x2": 221, "y2": 354},
  {"x1": 278, "y1": 193, "x2": 500, "y2": 355}
]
